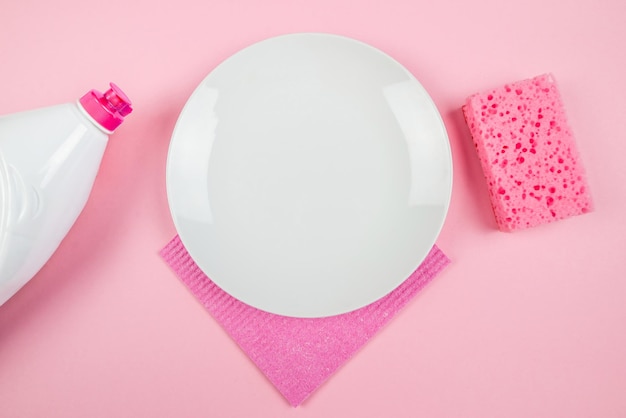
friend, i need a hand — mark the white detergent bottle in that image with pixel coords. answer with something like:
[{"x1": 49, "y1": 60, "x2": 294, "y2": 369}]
[{"x1": 0, "y1": 83, "x2": 132, "y2": 306}]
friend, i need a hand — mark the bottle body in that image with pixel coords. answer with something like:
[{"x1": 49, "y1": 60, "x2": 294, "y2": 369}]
[{"x1": 0, "y1": 103, "x2": 109, "y2": 305}]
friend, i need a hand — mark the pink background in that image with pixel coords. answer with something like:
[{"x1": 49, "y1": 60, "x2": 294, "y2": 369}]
[{"x1": 1, "y1": 0, "x2": 625, "y2": 416}]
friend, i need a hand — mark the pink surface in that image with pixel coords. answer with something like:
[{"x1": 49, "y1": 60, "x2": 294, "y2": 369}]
[
  {"x1": 1, "y1": 0, "x2": 625, "y2": 417},
  {"x1": 463, "y1": 74, "x2": 593, "y2": 231},
  {"x1": 160, "y1": 236, "x2": 450, "y2": 406}
]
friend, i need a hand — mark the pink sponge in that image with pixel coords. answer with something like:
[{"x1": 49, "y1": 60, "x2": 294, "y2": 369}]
[{"x1": 463, "y1": 74, "x2": 593, "y2": 231}]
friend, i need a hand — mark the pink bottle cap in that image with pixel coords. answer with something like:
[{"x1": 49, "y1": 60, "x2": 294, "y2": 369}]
[{"x1": 79, "y1": 83, "x2": 133, "y2": 132}]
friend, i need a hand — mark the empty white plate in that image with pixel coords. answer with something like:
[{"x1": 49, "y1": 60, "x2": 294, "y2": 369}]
[{"x1": 166, "y1": 33, "x2": 452, "y2": 317}]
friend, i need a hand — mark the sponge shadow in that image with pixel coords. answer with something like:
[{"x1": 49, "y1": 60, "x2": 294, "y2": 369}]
[{"x1": 444, "y1": 107, "x2": 497, "y2": 231}]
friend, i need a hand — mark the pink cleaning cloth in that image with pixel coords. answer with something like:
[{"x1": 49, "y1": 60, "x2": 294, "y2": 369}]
[{"x1": 160, "y1": 235, "x2": 449, "y2": 406}]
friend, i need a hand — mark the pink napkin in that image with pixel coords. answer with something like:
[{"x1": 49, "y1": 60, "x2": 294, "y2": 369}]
[{"x1": 160, "y1": 235, "x2": 449, "y2": 406}]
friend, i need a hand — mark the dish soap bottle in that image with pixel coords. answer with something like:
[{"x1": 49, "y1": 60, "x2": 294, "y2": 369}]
[{"x1": 0, "y1": 83, "x2": 132, "y2": 306}]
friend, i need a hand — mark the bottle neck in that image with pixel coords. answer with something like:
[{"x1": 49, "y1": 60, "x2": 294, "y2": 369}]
[{"x1": 76, "y1": 101, "x2": 113, "y2": 135}]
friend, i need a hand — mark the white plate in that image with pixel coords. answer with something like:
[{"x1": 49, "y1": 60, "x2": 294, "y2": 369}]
[{"x1": 166, "y1": 33, "x2": 452, "y2": 318}]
